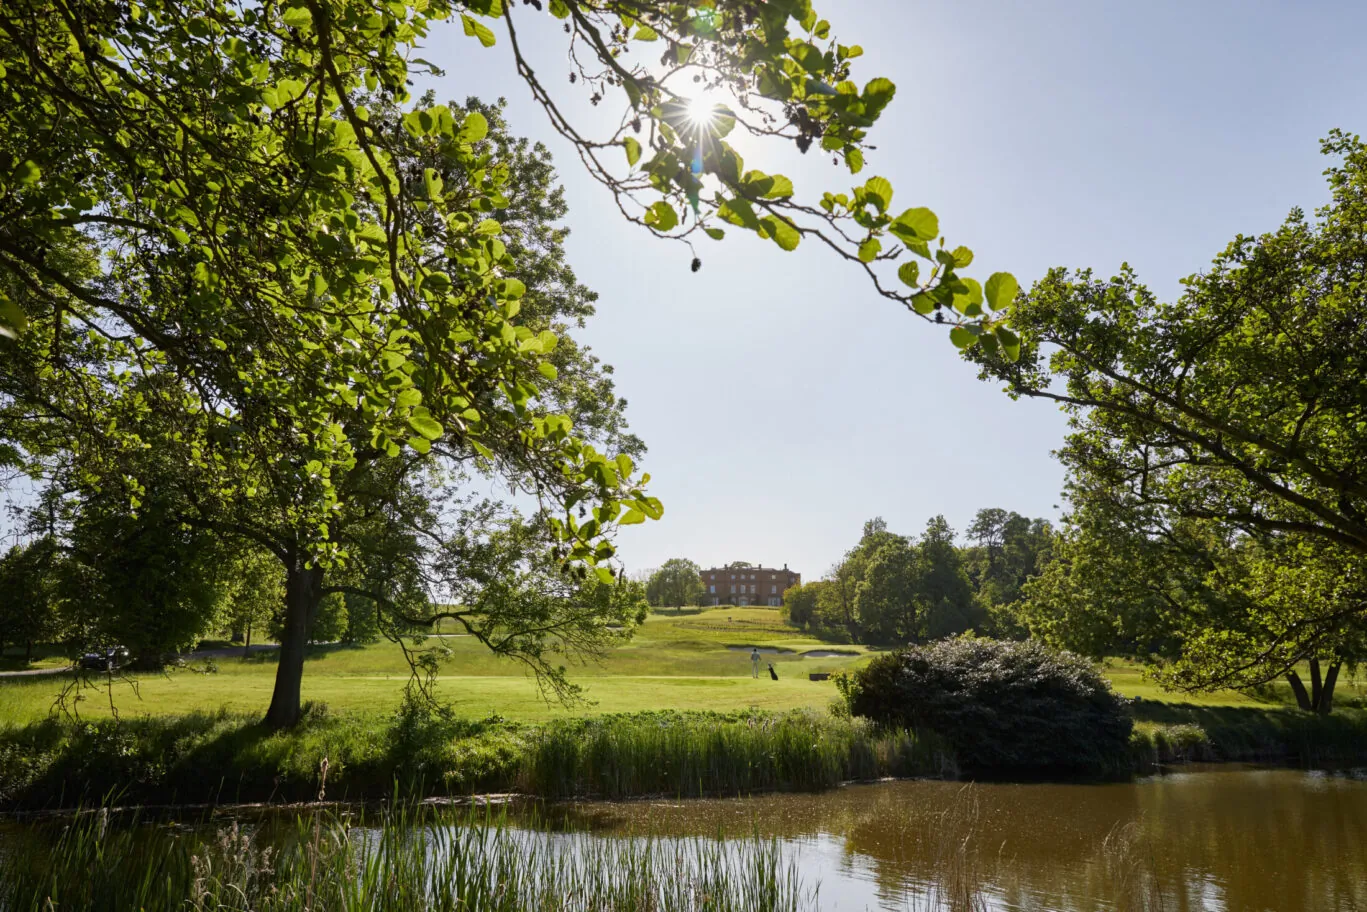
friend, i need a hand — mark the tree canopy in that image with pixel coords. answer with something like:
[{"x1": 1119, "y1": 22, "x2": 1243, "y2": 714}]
[
  {"x1": 645, "y1": 558, "x2": 704, "y2": 609},
  {"x1": 783, "y1": 513, "x2": 1043, "y2": 647},
  {"x1": 0, "y1": 0, "x2": 1019, "y2": 726},
  {"x1": 989, "y1": 132, "x2": 1367, "y2": 712}
]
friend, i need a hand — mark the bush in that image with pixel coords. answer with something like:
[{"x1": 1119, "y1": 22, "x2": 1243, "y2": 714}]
[{"x1": 841, "y1": 637, "x2": 1133, "y2": 776}]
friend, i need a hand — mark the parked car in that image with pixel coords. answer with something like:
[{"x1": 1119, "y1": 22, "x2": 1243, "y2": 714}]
[{"x1": 78, "y1": 646, "x2": 130, "y2": 671}]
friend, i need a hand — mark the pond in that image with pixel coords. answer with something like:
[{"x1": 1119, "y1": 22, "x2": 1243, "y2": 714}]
[
  {"x1": 544, "y1": 766, "x2": 1367, "y2": 911},
  {"x1": 3, "y1": 767, "x2": 1364, "y2": 911}
]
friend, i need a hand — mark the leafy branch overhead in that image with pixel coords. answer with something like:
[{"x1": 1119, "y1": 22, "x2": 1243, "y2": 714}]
[
  {"x1": 0, "y1": 0, "x2": 1012, "y2": 728},
  {"x1": 486, "y1": 0, "x2": 1019, "y2": 350},
  {"x1": 0, "y1": 0, "x2": 661, "y2": 573}
]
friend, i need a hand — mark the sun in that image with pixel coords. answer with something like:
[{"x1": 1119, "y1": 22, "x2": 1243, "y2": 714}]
[{"x1": 685, "y1": 94, "x2": 718, "y2": 129}]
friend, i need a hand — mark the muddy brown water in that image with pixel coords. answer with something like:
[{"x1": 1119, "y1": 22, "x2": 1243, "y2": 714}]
[
  {"x1": 541, "y1": 767, "x2": 1367, "y2": 911},
  {"x1": 3, "y1": 767, "x2": 1363, "y2": 910}
]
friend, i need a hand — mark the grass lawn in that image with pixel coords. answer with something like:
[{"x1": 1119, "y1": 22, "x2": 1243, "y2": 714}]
[{"x1": 3, "y1": 607, "x2": 1354, "y2": 725}]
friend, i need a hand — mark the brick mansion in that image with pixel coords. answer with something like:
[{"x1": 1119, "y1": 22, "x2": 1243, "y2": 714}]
[{"x1": 698, "y1": 564, "x2": 802, "y2": 607}]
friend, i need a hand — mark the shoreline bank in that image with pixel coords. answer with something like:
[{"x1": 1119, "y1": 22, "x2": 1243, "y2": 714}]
[{"x1": 2, "y1": 705, "x2": 1365, "y2": 812}]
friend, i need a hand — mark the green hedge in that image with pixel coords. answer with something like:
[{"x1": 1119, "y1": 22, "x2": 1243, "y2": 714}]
[{"x1": 842, "y1": 637, "x2": 1134, "y2": 776}]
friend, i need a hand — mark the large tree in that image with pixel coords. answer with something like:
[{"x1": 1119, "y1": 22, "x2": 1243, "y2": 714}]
[
  {"x1": 0, "y1": 0, "x2": 1017, "y2": 727},
  {"x1": 645, "y1": 557, "x2": 704, "y2": 610},
  {"x1": 963, "y1": 507, "x2": 1053, "y2": 637},
  {"x1": 0, "y1": 537, "x2": 64, "y2": 663},
  {"x1": 985, "y1": 132, "x2": 1367, "y2": 711}
]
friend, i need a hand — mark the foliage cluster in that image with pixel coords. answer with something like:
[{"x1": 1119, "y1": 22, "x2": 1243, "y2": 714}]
[
  {"x1": 841, "y1": 638, "x2": 1134, "y2": 775},
  {"x1": 993, "y1": 133, "x2": 1367, "y2": 714},
  {"x1": 644, "y1": 557, "x2": 706, "y2": 609},
  {"x1": 0, "y1": 0, "x2": 1017, "y2": 733},
  {"x1": 781, "y1": 510, "x2": 1052, "y2": 647}
]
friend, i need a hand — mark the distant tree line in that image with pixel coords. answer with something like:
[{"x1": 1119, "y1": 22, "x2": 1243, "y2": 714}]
[{"x1": 780, "y1": 509, "x2": 1054, "y2": 646}]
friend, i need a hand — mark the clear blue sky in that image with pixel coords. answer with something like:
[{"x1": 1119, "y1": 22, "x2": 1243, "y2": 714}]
[{"x1": 418, "y1": 0, "x2": 1367, "y2": 580}]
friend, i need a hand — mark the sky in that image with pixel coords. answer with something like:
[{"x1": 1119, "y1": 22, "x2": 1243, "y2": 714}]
[
  {"x1": 7, "y1": 2, "x2": 1361, "y2": 572},
  {"x1": 406, "y1": 0, "x2": 1367, "y2": 579}
]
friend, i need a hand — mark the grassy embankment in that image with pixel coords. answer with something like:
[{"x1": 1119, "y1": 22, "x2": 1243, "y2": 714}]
[{"x1": 2, "y1": 607, "x2": 1366, "y2": 808}]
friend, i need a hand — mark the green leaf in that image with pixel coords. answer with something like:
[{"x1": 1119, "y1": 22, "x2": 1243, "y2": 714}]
[
  {"x1": 985, "y1": 273, "x2": 1020, "y2": 311},
  {"x1": 951, "y1": 246, "x2": 974, "y2": 268},
  {"x1": 858, "y1": 236, "x2": 881, "y2": 263},
  {"x1": 460, "y1": 111, "x2": 489, "y2": 142},
  {"x1": 717, "y1": 197, "x2": 760, "y2": 230},
  {"x1": 846, "y1": 148, "x2": 864, "y2": 175},
  {"x1": 790, "y1": 42, "x2": 826, "y2": 73},
  {"x1": 762, "y1": 174, "x2": 794, "y2": 199},
  {"x1": 949, "y1": 326, "x2": 976, "y2": 349},
  {"x1": 14, "y1": 160, "x2": 40, "y2": 185},
  {"x1": 644, "y1": 200, "x2": 678, "y2": 232},
  {"x1": 548, "y1": 0, "x2": 570, "y2": 17},
  {"x1": 633, "y1": 25, "x2": 659, "y2": 40},
  {"x1": 280, "y1": 5, "x2": 312, "y2": 28},
  {"x1": 897, "y1": 261, "x2": 920, "y2": 288},
  {"x1": 624, "y1": 136, "x2": 642, "y2": 167},
  {"x1": 764, "y1": 216, "x2": 801, "y2": 251},
  {"x1": 407, "y1": 436, "x2": 432, "y2": 454},
  {"x1": 863, "y1": 176, "x2": 893, "y2": 212},
  {"x1": 952, "y1": 278, "x2": 984, "y2": 315},
  {"x1": 703, "y1": 227, "x2": 725, "y2": 240},
  {"x1": 408, "y1": 407, "x2": 443, "y2": 440},
  {"x1": 619, "y1": 509, "x2": 647, "y2": 525},
  {"x1": 996, "y1": 327, "x2": 1021, "y2": 362},
  {"x1": 461, "y1": 14, "x2": 497, "y2": 47},
  {"x1": 909, "y1": 293, "x2": 934, "y2": 315},
  {"x1": 890, "y1": 207, "x2": 939, "y2": 243},
  {"x1": 0, "y1": 296, "x2": 27, "y2": 339},
  {"x1": 538, "y1": 361, "x2": 558, "y2": 381},
  {"x1": 862, "y1": 77, "x2": 897, "y2": 115},
  {"x1": 423, "y1": 168, "x2": 443, "y2": 200}
]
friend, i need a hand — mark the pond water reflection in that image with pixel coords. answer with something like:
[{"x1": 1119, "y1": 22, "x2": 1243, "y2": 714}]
[
  {"x1": 533, "y1": 767, "x2": 1367, "y2": 911},
  {"x1": 2, "y1": 767, "x2": 1363, "y2": 911}
]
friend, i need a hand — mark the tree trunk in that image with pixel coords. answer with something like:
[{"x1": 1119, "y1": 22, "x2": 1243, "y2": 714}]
[
  {"x1": 1309, "y1": 658, "x2": 1324, "y2": 709},
  {"x1": 24, "y1": 640, "x2": 32, "y2": 663},
  {"x1": 243, "y1": 619, "x2": 252, "y2": 660},
  {"x1": 263, "y1": 562, "x2": 323, "y2": 730},
  {"x1": 1286, "y1": 670, "x2": 1313, "y2": 711},
  {"x1": 1318, "y1": 662, "x2": 1340, "y2": 715}
]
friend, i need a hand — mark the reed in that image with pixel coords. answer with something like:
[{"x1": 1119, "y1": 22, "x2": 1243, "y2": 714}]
[
  {"x1": 519, "y1": 710, "x2": 953, "y2": 799},
  {"x1": 0, "y1": 803, "x2": 816, "y2": 912},
  {"x1": 0, "y1": 709, "x2": 949, "y2": 809}
]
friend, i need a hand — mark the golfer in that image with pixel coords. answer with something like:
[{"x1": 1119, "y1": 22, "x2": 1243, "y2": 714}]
[{"x1": 751, "y1": 648, "x2": 760, "y2": 678}]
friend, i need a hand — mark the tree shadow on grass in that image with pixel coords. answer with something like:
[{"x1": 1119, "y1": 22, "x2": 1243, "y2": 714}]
[{"x1": 235, "y1": 642, "x2": 370, "y2": 666}]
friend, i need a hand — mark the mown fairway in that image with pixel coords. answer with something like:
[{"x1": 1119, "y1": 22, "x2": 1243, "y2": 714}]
[
  {"x1": 0, "y1": 607, "x2": 1342, "y2": 726},
  {"x1": 0, "y1": 608, "x2": 872, "y2": 724}
]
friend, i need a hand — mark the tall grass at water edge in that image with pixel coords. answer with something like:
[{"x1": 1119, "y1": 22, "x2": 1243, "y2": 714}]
[
  {"x1": 1, "y1": 783, "x2": 1196, "y2": 912},
  {"x1": 0, "y1": 708, "x2": 953, "y2": 809},
  {"x1": 1127, "y1": 705, "x2": 1367, "y2": 769},
  {"x1": 0, "y1": 804, "x2": 813, "y2": 912},
  {"x1": 521, "y1": 710, "x2": 956, "y2": 799}
]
